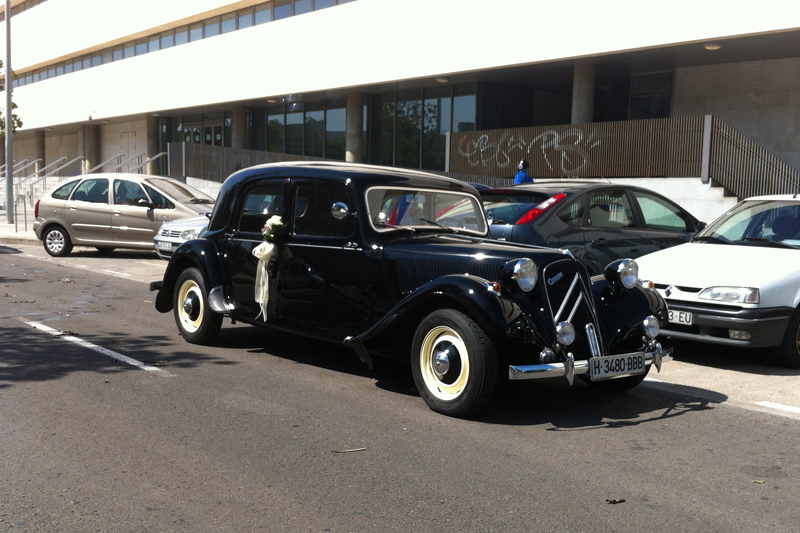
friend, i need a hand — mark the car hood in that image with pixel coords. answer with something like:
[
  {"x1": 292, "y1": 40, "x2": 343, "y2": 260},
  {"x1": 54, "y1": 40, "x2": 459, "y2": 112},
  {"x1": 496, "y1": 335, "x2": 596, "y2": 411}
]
[
  {"x1": 161, "y1": 214, "x2": 209, "y2": 229},
  {"x1": 636, "y1": 242, "x2": 800, "y2": 297}
]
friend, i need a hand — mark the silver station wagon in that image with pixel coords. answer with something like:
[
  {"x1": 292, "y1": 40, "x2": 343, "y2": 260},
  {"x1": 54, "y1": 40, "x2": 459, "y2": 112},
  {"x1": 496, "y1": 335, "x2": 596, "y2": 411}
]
[{"x1": 33, "y1": 173, "x2": 215, "y2": 257}]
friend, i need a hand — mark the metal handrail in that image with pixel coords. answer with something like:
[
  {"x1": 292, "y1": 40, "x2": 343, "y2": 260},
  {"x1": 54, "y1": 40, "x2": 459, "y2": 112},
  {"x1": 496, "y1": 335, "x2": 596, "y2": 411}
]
[
  {"x1": 127, "y1": 152, "x2": 167, "y2": 174},
  {"x1": 24, "y1": 157, "x2": 85, "y2": 203},
  {"x1": 25, "y1": 157, "x2": 66, "y2": 180},
  {"x1": 104, "y1": 153, "x2": 147, "y2": 173},
  {"x1": 0, "y1": 159, "x2": 29, "y2": 177},
  {"x1": 14, "y1": 158, "x2": 44, "y2": 177},
  {"x1": 86, "y1": 154, "x2": 123, "y2": 174}
]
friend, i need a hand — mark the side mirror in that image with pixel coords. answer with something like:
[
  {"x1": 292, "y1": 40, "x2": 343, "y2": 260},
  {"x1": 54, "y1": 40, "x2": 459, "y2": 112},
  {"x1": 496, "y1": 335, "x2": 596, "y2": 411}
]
[
  {"x1": 138, "y1": 198, "x2": 155, "y2": 209},
  {"x1": 331, "y1": 202, "x2": 353, "y2": 220},
  {"x1": 695, "y1": 221, "x2": 707, "y2": 232}
]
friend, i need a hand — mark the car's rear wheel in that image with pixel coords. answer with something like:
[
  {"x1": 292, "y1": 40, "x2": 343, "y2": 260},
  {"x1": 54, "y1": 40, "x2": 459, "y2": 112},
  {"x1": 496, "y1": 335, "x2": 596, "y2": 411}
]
[
  {"x1": 411, "y1": 309, "x2": 498, "y2": 418},
  {"x1": 776, "y1": 309, "x2": 800, "y2": 368},
  {"x1": 43, "y1": 226, "x2": 73, "y2": 257},
  {"x1": 582, "y1": 366, "x2": 650, "y2": 392},
  {"x1": 174, "y1": 267, "x2": 222, "y2": 345}
]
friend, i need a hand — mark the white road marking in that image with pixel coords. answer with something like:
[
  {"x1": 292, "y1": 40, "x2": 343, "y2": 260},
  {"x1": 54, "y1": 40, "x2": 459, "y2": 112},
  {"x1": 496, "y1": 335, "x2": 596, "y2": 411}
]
[
  {"x1": 754, "y1": 401, "x2": 800, "y2": 414},
  {"x1": 18, "y1": 318, "x2": 174, "y2": 377},
  {"x1": 102, "y1": 270, "x2": 131, "y2": 277}
]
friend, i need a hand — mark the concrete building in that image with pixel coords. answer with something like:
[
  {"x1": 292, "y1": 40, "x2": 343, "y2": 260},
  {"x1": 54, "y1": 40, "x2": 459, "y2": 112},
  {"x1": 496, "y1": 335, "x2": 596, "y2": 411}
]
[{"x1": 3, "y1": 0, "x2": 800, "y2": 223}]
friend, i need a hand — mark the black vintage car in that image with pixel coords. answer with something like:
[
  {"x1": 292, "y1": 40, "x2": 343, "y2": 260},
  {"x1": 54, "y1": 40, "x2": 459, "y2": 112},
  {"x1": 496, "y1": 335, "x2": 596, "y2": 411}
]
[{"x1": 151, "y1": 162, "x2": 672, "y2": 417}]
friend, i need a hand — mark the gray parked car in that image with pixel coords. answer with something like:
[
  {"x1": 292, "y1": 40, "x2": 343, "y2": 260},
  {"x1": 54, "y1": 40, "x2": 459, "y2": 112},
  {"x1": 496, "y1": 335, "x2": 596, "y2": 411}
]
[{"x1": 34, "y1": 173, "x2": 215, "y2": 257}]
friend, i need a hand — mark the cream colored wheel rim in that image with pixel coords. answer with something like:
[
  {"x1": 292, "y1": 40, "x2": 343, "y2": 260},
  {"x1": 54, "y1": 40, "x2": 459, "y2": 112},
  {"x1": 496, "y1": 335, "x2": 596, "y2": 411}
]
[
  {"x1": 419, "y1": 326, "x2": 469, "y2": 401},
  {"x1": 177, "y1": 279, "x2": 204, "y2": 333}
]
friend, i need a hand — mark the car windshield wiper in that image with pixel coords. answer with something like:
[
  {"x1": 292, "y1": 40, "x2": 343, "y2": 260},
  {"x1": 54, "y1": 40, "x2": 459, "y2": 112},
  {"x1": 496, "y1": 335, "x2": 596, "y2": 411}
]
[
  {"x1": 740, "y1": 237, "x2": 800, "y2": 249},
  {"x1": 377, "y1": 221, "x2": 415, "y2": 233},
  {"x1": 692, "y1": 235, "x2": 733, "y2": 245},
  {"x1": 418, "y1": 217, "x2": 459, "y2": 234}
]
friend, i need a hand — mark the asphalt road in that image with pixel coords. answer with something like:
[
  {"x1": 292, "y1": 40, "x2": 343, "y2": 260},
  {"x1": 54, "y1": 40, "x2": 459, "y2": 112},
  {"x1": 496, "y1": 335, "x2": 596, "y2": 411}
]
[{"x1": 2, "y1": 243, "x2": 800, "y2": 532}]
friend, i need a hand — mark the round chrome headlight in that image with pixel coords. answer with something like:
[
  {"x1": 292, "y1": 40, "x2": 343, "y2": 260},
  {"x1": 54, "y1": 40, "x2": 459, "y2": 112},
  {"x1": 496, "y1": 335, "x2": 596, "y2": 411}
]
[
  {"x1": 616, "y1": 259, "x2": 639, "y2": 289},
  {"x1": 512, "y1": 258, "x2": 538, "y2": 292},
  {"x1": 556, "y1": 321, "x2": 576, "y2": 345},
  {"x1": 643, "y1": 315, "x2": 660, "y2": 339}
]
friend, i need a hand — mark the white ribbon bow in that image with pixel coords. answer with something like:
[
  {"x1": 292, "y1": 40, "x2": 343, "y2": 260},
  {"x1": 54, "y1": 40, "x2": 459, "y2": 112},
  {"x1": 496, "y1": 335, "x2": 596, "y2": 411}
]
[{"x1": 252, "y1": 241, "x2": 275, "y2": 321}]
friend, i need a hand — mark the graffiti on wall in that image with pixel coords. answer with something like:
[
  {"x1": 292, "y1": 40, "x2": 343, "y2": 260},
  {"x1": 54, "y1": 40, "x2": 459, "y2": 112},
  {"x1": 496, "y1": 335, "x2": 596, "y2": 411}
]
[{"x1": 457, "y1": 127, "x2": 602, "y2": 176}]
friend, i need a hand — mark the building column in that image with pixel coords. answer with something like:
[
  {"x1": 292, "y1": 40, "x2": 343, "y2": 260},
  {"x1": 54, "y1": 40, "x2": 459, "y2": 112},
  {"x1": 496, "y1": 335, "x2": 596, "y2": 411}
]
[
  {"x1": 79, "y1": 124, "x2": 100, "y2": 174},
  {"x1": 34, "y1": 130, "x2": 45, "y2": 176},
  {"x1": 571, "y1": 60, "x2": 595, "y2": 124},
  {"x1": 345, "y1": 92, "x2": 363, "y2": 163},
  {"x1": 231, "y1": 105, "x2": 247, "y2": 149},
  {"x1": 146, "y1": 115, "x2": 160, "y2": 175}
]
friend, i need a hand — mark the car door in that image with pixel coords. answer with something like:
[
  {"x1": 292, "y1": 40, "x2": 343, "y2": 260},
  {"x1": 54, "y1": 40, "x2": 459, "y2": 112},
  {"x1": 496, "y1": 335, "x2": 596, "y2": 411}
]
[
  {"x1": 222, "y1": 179, "x2": 287, "y2": 321},
  {"x1": 580, "y1": 188, "x2": 649, "y2": 274},
  {"x1": 111, "y1": 178, "x2": 159, "y2": 244},
  {"x1": 629, "y1": 189, "x2": 696, "y2": 253},
  {"x1": 274, "y1": 179, "x2": 371, "y2": 333},
  {"x1": 64, "y1": 177, "x2": 112, "y2": 243}
]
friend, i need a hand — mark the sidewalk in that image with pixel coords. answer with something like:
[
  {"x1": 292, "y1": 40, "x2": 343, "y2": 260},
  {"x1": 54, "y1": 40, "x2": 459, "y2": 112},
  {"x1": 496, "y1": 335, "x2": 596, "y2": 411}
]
[{"x1": 0, "y1": 206, "x2": 39, "y2": 245}]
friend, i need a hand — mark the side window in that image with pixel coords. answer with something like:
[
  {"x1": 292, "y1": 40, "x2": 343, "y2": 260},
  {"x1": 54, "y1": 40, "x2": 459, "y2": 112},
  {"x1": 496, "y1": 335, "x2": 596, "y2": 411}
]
[
  {"x1": 557, "y1": 200, "x2": 584, "y2": 226},
  {"x1": 237, "y1": 184, "x2": 284, "y2": 233},
  {"x1": 633, "y1": 191, "x2": 691, "y2": 232},
  {"x1": 113, "y1": 180, "x2": 149, "y2": 206},
  {"x1": 142, "y1": 184, "x2": 174, "y2": 209},
  {"x1": 52, "y1": 179, "x2": 79, "y2": 200},
  {"x1": 587, "y1": 190, "x2": 635, "y2": 228},
  {"x1": 294, "y1": 181, "x2": 354, "y2": 238},
  {"x1": 72, "y1": 178, "x2": 109, "y2": 204}
]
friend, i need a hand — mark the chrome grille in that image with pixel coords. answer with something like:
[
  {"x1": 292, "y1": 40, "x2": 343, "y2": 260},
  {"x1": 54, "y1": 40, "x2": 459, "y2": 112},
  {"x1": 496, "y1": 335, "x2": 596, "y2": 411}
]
[{"x1": 542, "y1": 259, "x2": 601, "y2": 361}]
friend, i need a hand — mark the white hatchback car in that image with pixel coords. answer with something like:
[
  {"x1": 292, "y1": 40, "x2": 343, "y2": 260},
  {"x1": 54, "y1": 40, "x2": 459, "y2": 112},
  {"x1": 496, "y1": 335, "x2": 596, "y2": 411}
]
[
  {"x1": 636, "y1": 194, "x2": 800, "y2": 367},
  {"x1": 154, "y1": 214, "x2": 209, "y2": 260}
]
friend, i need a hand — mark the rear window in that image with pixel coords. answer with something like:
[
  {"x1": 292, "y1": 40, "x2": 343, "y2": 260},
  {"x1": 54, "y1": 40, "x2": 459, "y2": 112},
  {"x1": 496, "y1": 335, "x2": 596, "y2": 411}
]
[
  {"x1": 480, "y1": 192, "x2": 550, "y2": 225},
  {"x1": 51, "y1": 179, "x2": 80, "y2": 200}
]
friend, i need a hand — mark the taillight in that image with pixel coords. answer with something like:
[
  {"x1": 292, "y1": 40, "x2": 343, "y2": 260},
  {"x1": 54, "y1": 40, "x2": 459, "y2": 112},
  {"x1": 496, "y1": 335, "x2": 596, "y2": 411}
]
[
  {"x1": 515, "y1": 193, "x2": 566, "y2": 225},
  {"x1": 35, "y1": 199, "x2": 40, "y2": 218}
]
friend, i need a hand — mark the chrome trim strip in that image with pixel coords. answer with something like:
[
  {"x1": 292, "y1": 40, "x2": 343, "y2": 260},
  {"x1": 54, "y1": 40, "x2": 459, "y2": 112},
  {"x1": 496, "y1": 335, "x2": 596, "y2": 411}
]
[
  {"x1": 508, "y1": 347, "x2": 673, "y2": 382},
  {"x1": 289, "y1": 243, "x2": 362, "y2": 251},
  {"x1": 553, "y1": 273, "x2": 580, "y2": 323},
  {"x1": 585, "y1": 323, "x2": 601, "y2": 358},
  {"x1": 567, "y1": 292, "x2": 583, "y2": 323}
]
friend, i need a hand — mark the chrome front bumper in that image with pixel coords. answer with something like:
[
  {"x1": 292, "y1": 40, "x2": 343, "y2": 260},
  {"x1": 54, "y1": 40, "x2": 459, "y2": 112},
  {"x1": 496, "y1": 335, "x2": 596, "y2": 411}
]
[{"x1": 508, "y1": 346, "x2": 673, "y2": 384}]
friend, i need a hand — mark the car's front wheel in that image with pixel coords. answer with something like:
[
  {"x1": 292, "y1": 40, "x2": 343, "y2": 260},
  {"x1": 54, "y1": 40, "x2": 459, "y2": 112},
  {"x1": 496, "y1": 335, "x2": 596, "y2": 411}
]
[
  {"x1": 411, "y1": 309, "x2": 498, "y2": 418},
  {"x1": 776, "y1": 308, "x2": 800, "y2": 368},
  {"x1": 173, "y1": 267, "x2": 222, "y2": 345},
  {"x1": 42, "y1": 226, "x2": 73, "y2": 257}
]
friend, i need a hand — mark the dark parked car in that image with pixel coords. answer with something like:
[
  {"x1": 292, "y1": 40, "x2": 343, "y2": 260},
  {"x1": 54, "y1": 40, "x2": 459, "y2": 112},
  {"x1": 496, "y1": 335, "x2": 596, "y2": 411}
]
[
  {"x1": 151, "y1": 162, "x2": 672, "y2": 417},
  {"x1": 480, "y1": 181, "x2": 704, "y2": 275}
]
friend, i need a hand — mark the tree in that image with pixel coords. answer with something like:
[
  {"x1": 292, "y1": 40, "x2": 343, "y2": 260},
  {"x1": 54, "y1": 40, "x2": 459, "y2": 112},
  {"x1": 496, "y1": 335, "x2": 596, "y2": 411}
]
[{"x1": 0, "y1": 59, "x2": 22, "y2": 137}]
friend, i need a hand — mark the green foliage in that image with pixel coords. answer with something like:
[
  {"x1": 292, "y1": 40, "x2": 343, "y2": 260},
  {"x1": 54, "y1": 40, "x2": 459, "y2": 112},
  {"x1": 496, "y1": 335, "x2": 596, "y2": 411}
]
[{"x1": 0, "y1": 58, "x2": 23, "y2": 137}]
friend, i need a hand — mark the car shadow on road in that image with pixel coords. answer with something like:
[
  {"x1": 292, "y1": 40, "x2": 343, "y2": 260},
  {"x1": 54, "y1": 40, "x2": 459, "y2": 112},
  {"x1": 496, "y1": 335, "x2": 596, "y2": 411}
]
[
  {"x1": 65, "y1": 248, "x2": 161, "y2": 260},
  {"x1": 668, "y1": 338, "x2": 800, "y2": 377},
  {"x1": 473, "y1": 377, "x2": 726, "y2": 429},
  {"x1": 0, "y1": 245, "x2": 23, "y2": 255}
]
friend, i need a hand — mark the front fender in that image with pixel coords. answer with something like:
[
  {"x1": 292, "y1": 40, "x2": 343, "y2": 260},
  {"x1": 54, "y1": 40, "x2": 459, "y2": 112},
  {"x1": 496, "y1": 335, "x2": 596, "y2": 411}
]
[
  {"x1": 345, "y1": 274, "x2": 523, "y2": 346},
  {"x1": 154, "y1": 238, "x2": 224, "y2": 313},
  {"x1": 590, "y1": 277, "x2": 668, "y2": 351}
]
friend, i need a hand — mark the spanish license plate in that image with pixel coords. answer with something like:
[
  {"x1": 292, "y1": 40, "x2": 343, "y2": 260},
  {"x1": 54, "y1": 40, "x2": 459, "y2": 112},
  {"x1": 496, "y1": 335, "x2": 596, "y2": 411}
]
[
  {"x1": 668, "y1": 310, "x2": 692, "y2": 325},
  {"x1": 589, "y1": 353, "x2": 646, "y2": 381},
  {"x1": 157, "y1": 241, "x2": 172, "y2": 251}
]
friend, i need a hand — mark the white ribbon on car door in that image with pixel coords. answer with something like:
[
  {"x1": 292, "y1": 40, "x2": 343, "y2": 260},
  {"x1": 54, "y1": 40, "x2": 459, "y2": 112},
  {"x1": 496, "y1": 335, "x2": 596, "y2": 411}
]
[{"x1": 252, "y1": 241, "x2": 275, "y2": 321}]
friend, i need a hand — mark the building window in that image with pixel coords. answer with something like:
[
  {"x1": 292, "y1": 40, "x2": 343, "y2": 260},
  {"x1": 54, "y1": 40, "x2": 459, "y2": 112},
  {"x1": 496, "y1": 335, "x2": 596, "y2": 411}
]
[
  {"x1": 274, "y1": 0, "x2": 291, "y2": 20},
  {"x1": 325, "y1": 101, "x2": 346, "y2": 160},
  {"x1": 629, "y1": 71, "x2": 673, "y2": 120},
  {"x1": 256, "y1": 2, "x2": 273, "y2": 23},
  {"x1": 267, "y1": 107, "x2": 285, "y2": 153}
]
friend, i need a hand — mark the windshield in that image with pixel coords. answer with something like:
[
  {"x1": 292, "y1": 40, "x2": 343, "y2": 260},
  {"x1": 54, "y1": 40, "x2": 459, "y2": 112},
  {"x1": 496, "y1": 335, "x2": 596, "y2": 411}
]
[
  {"x1": 696, "y1": 199, "x2": 800, "y2": 247},
  {"x1": 146, "y1": 178, "x2": 215, "y2": 205},
  {"x1": 366, "y1": 187, "x2": 487, "y2": 235}
]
